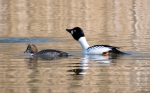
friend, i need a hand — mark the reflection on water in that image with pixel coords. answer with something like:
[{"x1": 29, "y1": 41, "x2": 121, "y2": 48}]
[
  {"x1": 25, "y1": 58, "x2": 38, "y2": 69},
  {"x1": 68, "y1": 55, "x2": 111, "y2": 75},
  {"x1": 1, "y1": 44, "x2": 150, "y2": 93},
  {"x1": 67, "y1": 54, "x2": 150, "y2": 93},
  {"x1": 1, "y1": 0, "x2": 150, "y2": 93}
]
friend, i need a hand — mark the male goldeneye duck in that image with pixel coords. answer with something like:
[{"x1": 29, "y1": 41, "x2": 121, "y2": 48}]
[
  {"x1": 24, "y1": 44, "x2": 69, "y2": 59},
  {"x1": 66, "y1": 27, "x2": 125, "y2": 56}
]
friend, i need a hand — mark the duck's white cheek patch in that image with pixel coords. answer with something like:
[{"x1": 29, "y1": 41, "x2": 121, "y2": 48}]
[{"x1": 71, "y1": 31, "x2": 73, "y2": 35}]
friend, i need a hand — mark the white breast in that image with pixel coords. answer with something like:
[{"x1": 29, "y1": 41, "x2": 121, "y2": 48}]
[{"x1": 84, "y1": 46, "x2": 111, "y2": 55}]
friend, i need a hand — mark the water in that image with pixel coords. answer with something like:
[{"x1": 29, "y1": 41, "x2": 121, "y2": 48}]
[{"x1": 1, "y1": 0, "x2": 150, "y2": 93}]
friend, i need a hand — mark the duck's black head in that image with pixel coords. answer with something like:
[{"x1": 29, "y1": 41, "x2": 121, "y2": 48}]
[{"x1": 66, "y1": 27, "x2": 85, "y2": 41}]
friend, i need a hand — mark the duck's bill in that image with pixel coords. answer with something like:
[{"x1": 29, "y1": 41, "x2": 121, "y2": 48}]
[
  {"x1": 24, "y1": 44, "x2": 31, "y2": 53},
  {"x1": 66, "y1": 29, "x2": 73, "y2": 33},
  {"x1": 24, "y1": 47, "x2": 30, "y2": 53},
  {"x1": 24, "y1": 49, "x2": 30, "y2": 53}
]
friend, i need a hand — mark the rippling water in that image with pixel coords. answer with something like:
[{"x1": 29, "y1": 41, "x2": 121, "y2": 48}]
[{"x1": 1, "y1": 0, "x2": 150, "y2": 93}]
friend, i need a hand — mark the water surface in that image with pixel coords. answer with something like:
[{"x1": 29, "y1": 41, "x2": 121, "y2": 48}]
[{"x1": 0, "y1": 0, "x2": 150, "y2": 93}]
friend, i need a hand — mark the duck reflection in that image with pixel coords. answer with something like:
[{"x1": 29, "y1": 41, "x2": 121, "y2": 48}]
[
  {"x1": 25, "y1": 57, "x2": 38, "y2": 69},
  {"x1": 67, "y1": 55, "x2": 113, "y2": 75}
]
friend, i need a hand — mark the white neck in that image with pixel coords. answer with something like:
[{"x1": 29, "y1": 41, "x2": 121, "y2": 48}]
[{"x1": 78, "y1": 37, "x2": 90, "y2": 51}]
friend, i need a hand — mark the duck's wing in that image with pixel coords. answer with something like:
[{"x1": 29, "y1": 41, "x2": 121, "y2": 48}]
[
  {"x1": 35, "y1": 49, "x2": 69, "y2": 59},
  {"x1": 86, "y1": 45, "x2": 111, "y2": 54},
  {"x1": 99, "y1": 45, "x2": 124, "y2": 54},
  {"x1": 86, "y1": 45, "x2": 124, "y2": 54}
]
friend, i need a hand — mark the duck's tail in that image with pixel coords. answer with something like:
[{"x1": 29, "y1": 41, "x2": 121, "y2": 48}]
[{"x1": 110, "y1": 47, "x2": 126, "y2": 55}]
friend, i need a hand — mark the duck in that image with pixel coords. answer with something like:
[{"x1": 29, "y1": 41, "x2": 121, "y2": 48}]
[
  {"x1": 66, "y1": 27, "x2": 125, "y2": 56},
  {"x1": 24, "y1": 44, "x2": 69, "y2": 60}
]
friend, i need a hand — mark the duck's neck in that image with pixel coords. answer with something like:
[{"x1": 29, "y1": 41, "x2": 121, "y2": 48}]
[{"x1": 78, "y1": 37, "x2": 90, "y2": 51}]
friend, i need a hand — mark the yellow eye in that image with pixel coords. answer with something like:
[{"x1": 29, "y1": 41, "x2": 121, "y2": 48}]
[{"x1": 74, "y1": 30, "x2": 76, "y2": 32}]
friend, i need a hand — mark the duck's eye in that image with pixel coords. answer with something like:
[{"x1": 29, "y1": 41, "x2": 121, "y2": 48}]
[{"x1": 74, "y1": 30, "x2": 76, "y2": 32}]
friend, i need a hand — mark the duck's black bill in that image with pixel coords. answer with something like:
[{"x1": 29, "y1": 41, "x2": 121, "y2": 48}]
[
  {"x1": 24, "y1": 49, "x2": 27, "y2": 53},
  {"x1": 24, "y1": 50, "x2": 29, "y2": 53},
  {"x1": 66, "y1": 29, "x2": 72, "y2": 33}
]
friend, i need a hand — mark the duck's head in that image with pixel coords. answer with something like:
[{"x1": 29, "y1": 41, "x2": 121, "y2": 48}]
[
  {"x1": 24, "y1": 44, "x2": 38, "y2": 54},
  {"x1": 66, "y1": 27, "x2": 85, "y2": 41}
]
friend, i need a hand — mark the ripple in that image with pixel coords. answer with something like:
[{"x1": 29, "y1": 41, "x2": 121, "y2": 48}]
[{"x1": 0, "y1": 37, "x2": 60, "y2": 43}]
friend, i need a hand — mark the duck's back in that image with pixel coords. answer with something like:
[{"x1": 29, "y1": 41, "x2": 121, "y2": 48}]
[
  {"x1": 34, "y1": 49, "x2": 69, "y2": 59},
  {"x1": 86, "y1": 45, "x2": 124, "y2": 55}
]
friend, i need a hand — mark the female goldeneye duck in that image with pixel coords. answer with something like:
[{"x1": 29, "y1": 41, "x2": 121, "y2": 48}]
[
  {"x1": 66, "y1": 27, "x2": 125, "y2": 56},
  {"x1": 24, "y1": 44, "x2": 69, "y2": 59}
]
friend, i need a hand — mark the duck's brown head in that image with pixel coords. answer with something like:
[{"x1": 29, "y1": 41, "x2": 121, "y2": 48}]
[{"x1": 24, "y1": 44, "x2": 38, "y2": 54}]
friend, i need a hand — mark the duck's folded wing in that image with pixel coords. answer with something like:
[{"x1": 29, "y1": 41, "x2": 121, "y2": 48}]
[{"x1": 87, "y1": 45, "x2": 124, "y2": 54}]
